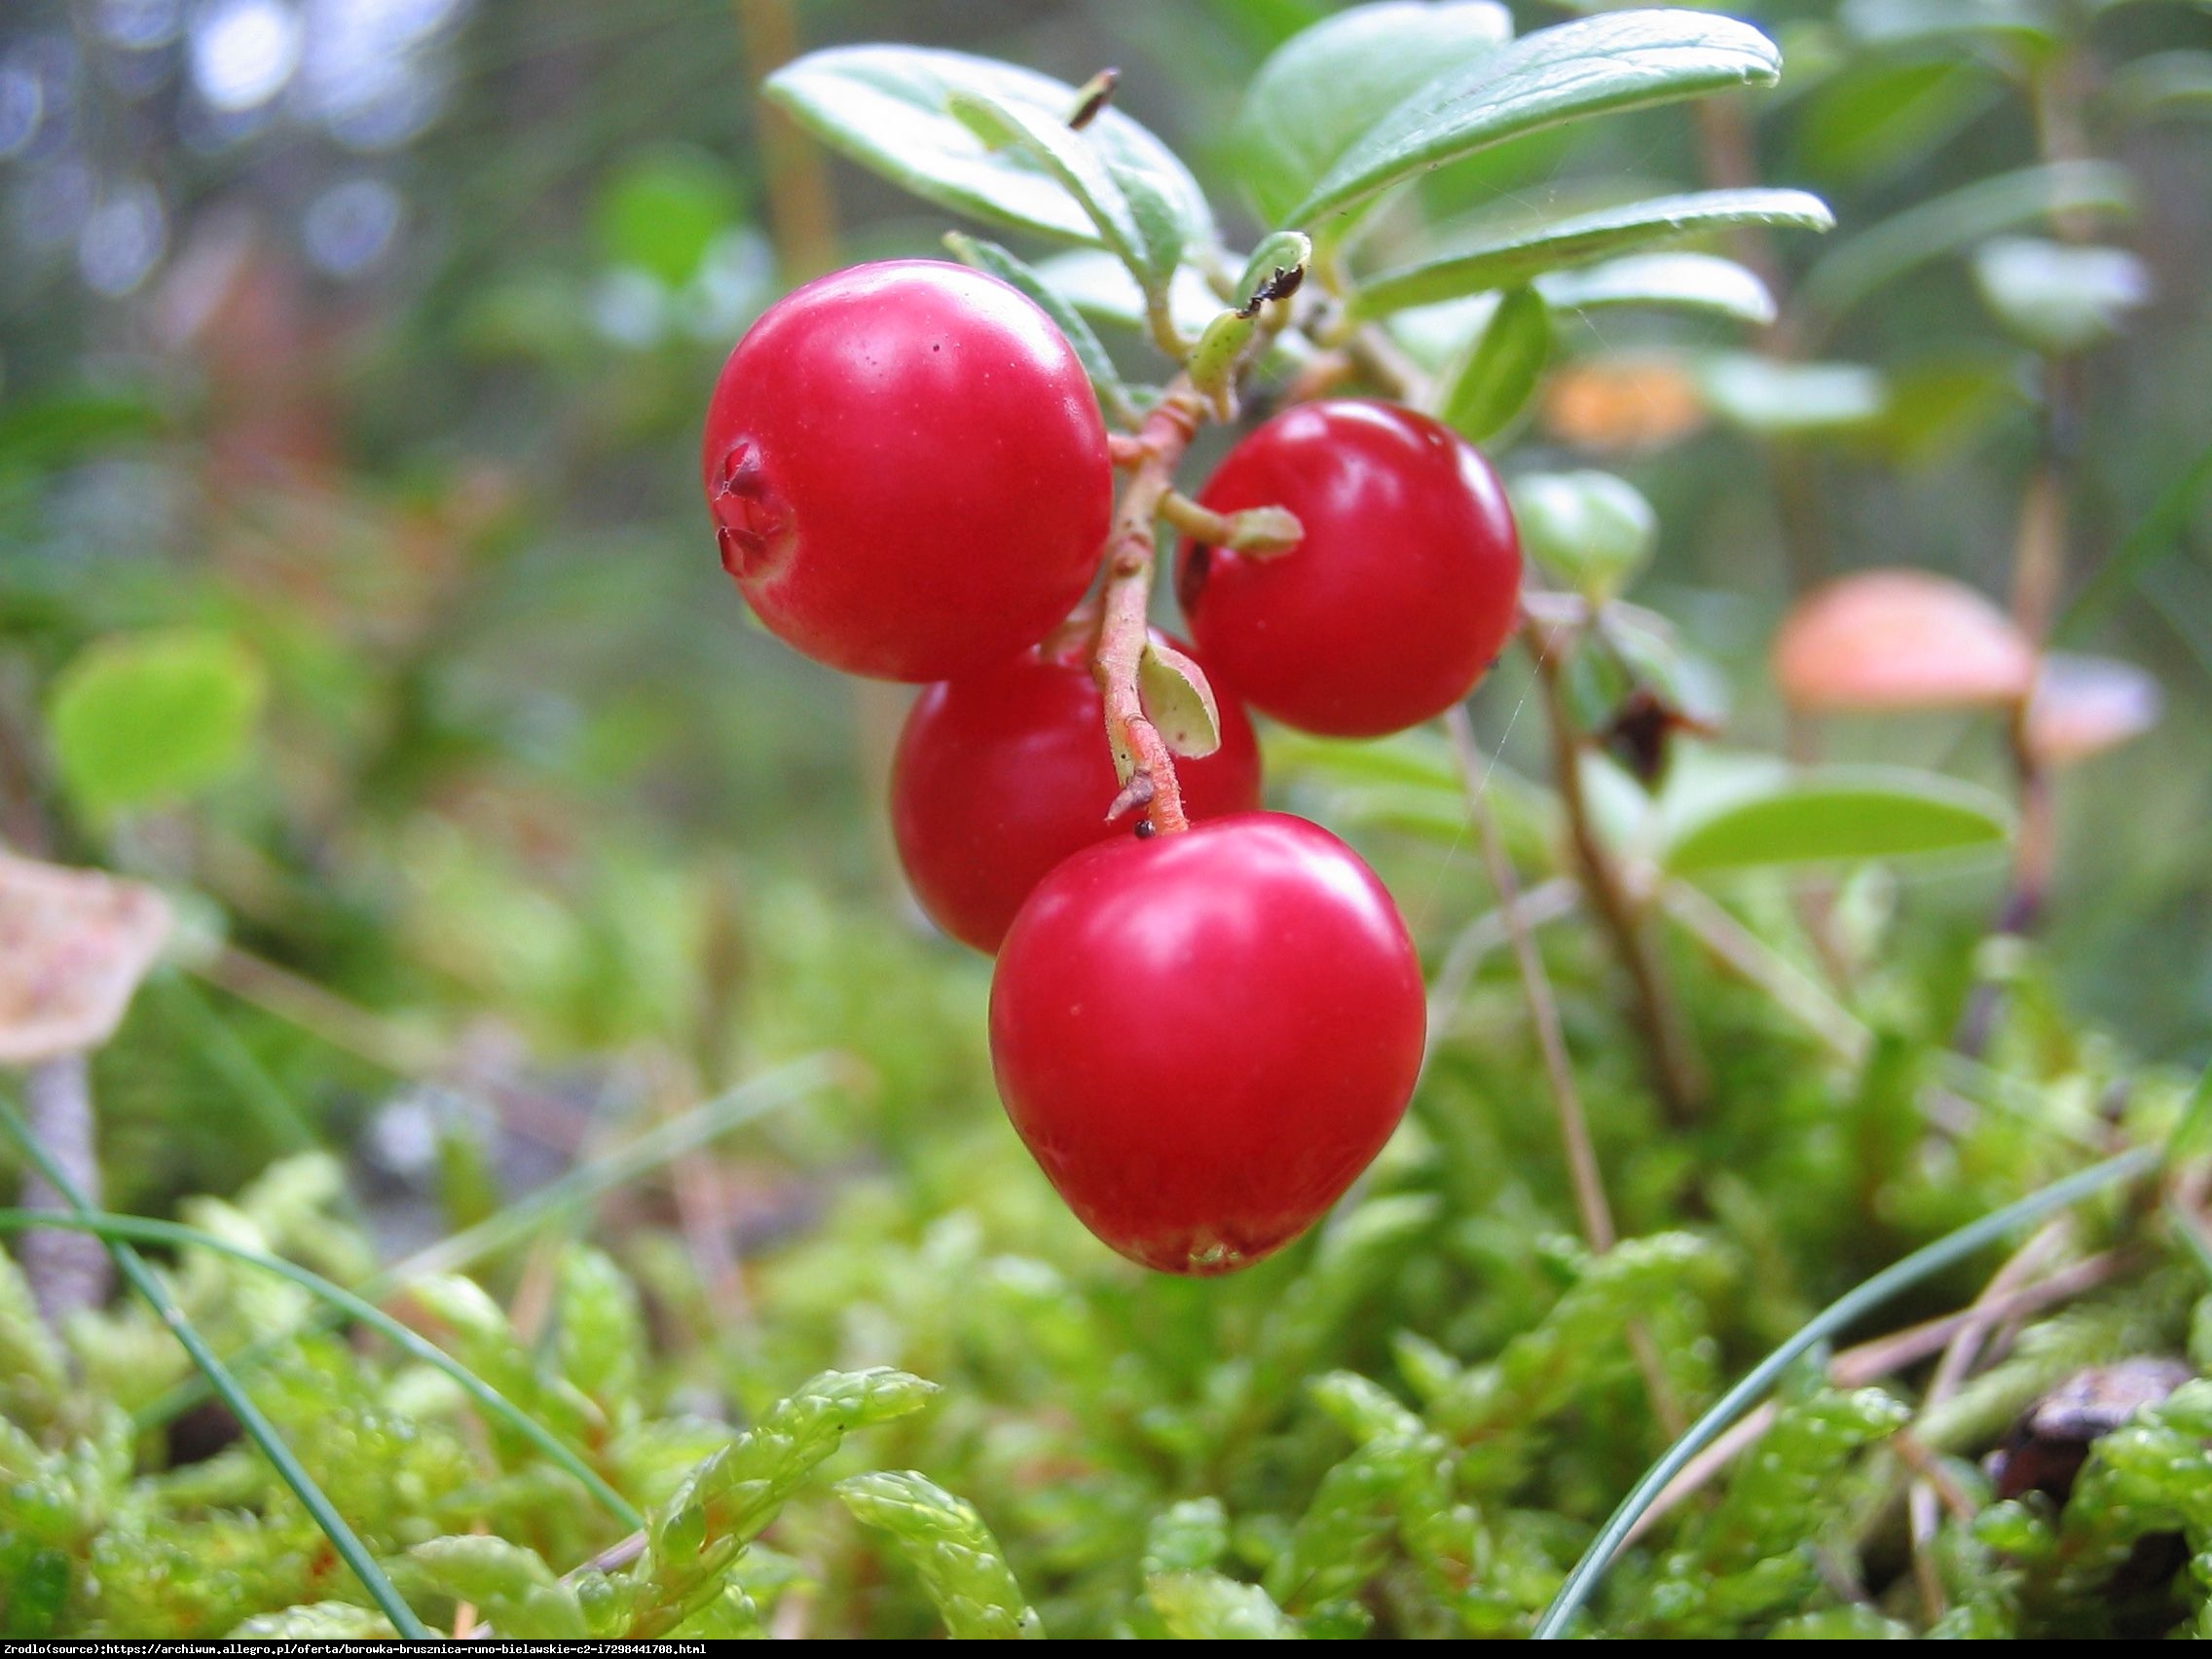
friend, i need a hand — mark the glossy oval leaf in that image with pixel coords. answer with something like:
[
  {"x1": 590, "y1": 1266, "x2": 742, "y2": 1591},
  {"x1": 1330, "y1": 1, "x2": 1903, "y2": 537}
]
[
  {"x1": 1437, "y1": 284, "x2": 1550, "y2": 443},
  {"x1": 1510, "y1": 470, "x2": 1657, "y2": 600},
  {"x1": 1030, "y1": 250, "x2": 1227, "y2": 341},
  {"x1": 1972, "y1": 237, "x2": 2150, "y2": 354},
  {"x1": 1663, "y1": 765, "x2": 2011, "y2": 874},
  {"x1": 1699, "y1": 353, "x2": 1886, "y2": 437},
  {"x1": 1538, "y1": 251, "x2": 1776, "y2": 324},
  {"x1": 1291, "y1": 10, "x2": 1784, "y2": 228},
  {"x1": 947, "y1": 89, "x2": 1168, "y2": 281},
  {"x1": 1797, "y1": 159, "x2": 2134, "y2": 320},
  {"x1": 764, "y1": 47, "x2": 1212, "y2": 255},
  {"x1": 1230, "y1": 1, "x2": 1514, "y2": 228},
  {"x1": 1352, "y1": 188, "x2": 1829, "y2": 315}
]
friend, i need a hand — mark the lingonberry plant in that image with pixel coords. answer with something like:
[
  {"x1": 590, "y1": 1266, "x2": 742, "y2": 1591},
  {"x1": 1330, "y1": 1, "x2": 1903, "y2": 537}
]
[{"x1": 729, "y1": 8, "x2": 1859, "y2": 1276}]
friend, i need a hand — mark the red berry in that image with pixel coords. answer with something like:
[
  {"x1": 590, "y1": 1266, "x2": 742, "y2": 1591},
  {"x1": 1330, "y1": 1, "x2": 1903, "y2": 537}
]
[
  {"x1": 988, "y1": 813, "x2": 1425, "y2": 1274},
  {"x1": 702, "y1": 260, "x2": 1113, "y2": 682},
  {"x1": 1175, "y1": 399, "x2": 1522, "y2": 737},
  {"x1": 892, "y1": 636, "x2": 1263, "y2": 953}
]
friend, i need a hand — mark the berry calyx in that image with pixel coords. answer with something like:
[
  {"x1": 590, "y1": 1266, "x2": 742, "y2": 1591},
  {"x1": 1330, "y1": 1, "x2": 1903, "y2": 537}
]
[
  {"x1": 892, "y1": 634, "x2": 1262, "y2": 953},
  {"x1": 1175, "y1": 399, "x2": 1523, "y2": 737},
  {"x1": 988, "y1": 812, "x2": 1425, "y2": 1274},
  {"x1": 701, "y1": 259, "x2": 1113, "y2": 682}
]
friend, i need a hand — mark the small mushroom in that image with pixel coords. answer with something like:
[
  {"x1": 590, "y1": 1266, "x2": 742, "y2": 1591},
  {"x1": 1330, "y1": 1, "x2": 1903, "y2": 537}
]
[
  {"x1": 0, "y1": 853, "x2": 173, "y2": 1066},
  {"x1": 1771, "y1": 570, "x2": 2036, "y2": 714}
]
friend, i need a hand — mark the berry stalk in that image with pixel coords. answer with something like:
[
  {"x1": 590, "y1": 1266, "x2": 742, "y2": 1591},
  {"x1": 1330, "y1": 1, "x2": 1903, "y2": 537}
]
[{"x1": 1093, "y1": 381, "x2": 1207, "y2": 834}]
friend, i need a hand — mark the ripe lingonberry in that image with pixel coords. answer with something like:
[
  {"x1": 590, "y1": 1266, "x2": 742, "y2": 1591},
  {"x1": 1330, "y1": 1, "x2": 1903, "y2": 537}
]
[
  {"x1": 1175, "y1": 399, "x2": 1522, "y2": 737},
  {"x1": 702, "y1": 260, "x2": 1112, "y2": 682},
  {"x1": 988, "y1": 813, "x2": 1425, "y2": 1274},
  {"x1": 892, "y1": 635, "x2": 1262, "y2": 953}
]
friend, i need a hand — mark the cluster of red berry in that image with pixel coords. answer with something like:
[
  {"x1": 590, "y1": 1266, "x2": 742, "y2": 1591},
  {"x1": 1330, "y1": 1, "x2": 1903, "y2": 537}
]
[{"x1": 702, "y1": 260, "x2": 1522, "y2": 1275}]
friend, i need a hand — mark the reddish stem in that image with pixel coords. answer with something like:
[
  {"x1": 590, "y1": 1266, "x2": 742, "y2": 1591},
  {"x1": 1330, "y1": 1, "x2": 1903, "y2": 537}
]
[{"x1": 1092, "y1": 383, "x2": 1206, "y2": 834}]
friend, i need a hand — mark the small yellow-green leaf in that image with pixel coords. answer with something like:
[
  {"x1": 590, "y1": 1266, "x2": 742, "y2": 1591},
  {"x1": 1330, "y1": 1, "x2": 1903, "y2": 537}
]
[
  {"x1": 1139, "y1": 639, "x2": 1222, "y2": 759},
  {"x1": 48, "y1": 629, "x2": 266, "y2": 819}
]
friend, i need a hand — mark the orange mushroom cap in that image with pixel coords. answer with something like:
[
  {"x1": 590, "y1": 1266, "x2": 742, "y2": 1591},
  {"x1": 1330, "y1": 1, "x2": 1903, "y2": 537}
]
[{"x1": 1772, "y1": 570, "x2": 2036, "y2": 713}]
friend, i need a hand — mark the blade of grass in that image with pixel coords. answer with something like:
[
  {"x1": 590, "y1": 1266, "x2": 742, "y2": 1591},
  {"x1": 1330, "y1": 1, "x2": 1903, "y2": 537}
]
[
  {"x1": 0, "y1": 1206, "x2": 643, "y2": 1530},
  {"x1": 1530, "y1": 1145, "x2": 2157, "y2": 1639},
  {"x1": 0, "y1": 1092, "x2": 430, "y2": 1640},
  {"x1": 134, "y1": 1054, "x2": 835, "y2": 1428}
]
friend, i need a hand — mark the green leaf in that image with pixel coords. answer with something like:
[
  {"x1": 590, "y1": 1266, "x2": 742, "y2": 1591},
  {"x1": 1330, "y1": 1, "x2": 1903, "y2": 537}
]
[
  {"x1": 1147, "y1": 1571, "x2": 1303, "y2": 1640},
  {"x1": 1698, "y1": 354, "x2": 1886, "y2": 437},
  {"x1": 944, "y1": 234, "x2": 1138, "y2": 426},
  {"x1": 948, "y1": 89, "x2": 1164, "y2": 279},
  {"x1": 1859, "y1": 351, "x2": 2022, "y2": 465},
  {"x1": 48, "y1": 629, "x2": 266, "y2": 819},
  {"x1": 1662, "y1": 765, "x2": 2012, "y2": 875},
  {"x1": 0, "y1": 390, "x2": 164, "y2": 470},
  {"x1": 835, "y1": 1471, "x2": 1044, "y2": 1640},
  {"x1": 764, "y1": 48, "x2": 1210, "y2": 256},
  {"x1": 232, "y1": 1604, "x2": 399, "y2": 1641},
  {"x1": 1144, "y1": 1497, "x2": 1233, "y2": 1577},
  {"x1": 1436, "y1": 285, "x2": 1550, "y2": 443},
  {"x1": 1537, "y1": 251, "x2": 1775, "y2": 324},
  {"x1": 1138, "y1": 638, "x2": 1223, "y2": 761},
  {"x1": 2111, "y1": 51, "x2": 2212, "y2": 121},
  {"x1": 1188, "y1": 307, "x2": 1262, "y2": 417},
  {"x1": 1230, "y1": 1, "x2": 1514, "y2": 228},
  {"x1": 1309, "y1": 1371, "x2": 1425, "y2": 1445},
  {"x1": 1269, "y1": 1432, "x2": 1445, "y2": 1613},
  {"x1": 1290, "y1": 11, "x2": 1784, "y2": 227},
  {"x1": 1838, "y1": 0, "x2": 2058, "y2": 55},
  {"x1": 631, "y1": 1368, "x2": 938, "y2": 1636},
  {"x1": 1797, "y1": 159, "x2": 2134, "y2": 320},
  {"x1": 1972, "y1": 237, "x2": 2150, "y2": 354},
  {"x1": 1030, "y1": 249, "x2": 1225, "y2": 341},
  {"x1": 1353, "y1": 189, "x2": 1829, "y2": 315},
  {"x1": 594, "y1": 148, "x2": 738, "y2": 286},
  {"x1": 553, "y1": 1244, "x2": 645, "y2": 1413},
  {"x1": 396, "y1": 1536, "x2": 588, "y2": 1641},
  {"x1": 1509, "y1": 470, "x2": 1657, "y2": 601},
  {"x1": 1791, "y1": 56, "x2": 2001, "y2": 189},
  {"x1": 0, "y1": 1246, "x2": 67, "y2": 1431}
]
